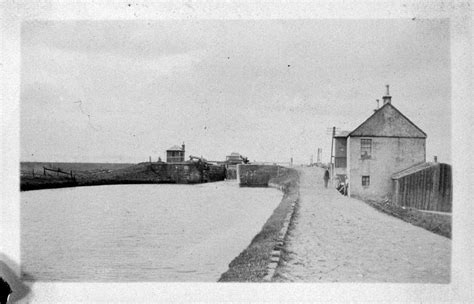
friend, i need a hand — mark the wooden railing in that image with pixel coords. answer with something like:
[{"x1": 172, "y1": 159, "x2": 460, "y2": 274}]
[{"x1": 42, "y1": 167, "x2": 76, "y2": 181}]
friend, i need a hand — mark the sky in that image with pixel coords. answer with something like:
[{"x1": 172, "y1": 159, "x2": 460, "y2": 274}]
[{"x1": 20, "y1": 19, "x2": 451, "y2": 164}]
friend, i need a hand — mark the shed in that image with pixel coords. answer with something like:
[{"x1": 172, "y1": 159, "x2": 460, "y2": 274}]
[{"x1": 392, "y1": 162, "x2": 452, "y2": 212}]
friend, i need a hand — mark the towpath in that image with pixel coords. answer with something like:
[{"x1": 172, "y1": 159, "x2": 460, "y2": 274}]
[{"x1": 274, "y1": 167, "x2": 451, "y2": 283}]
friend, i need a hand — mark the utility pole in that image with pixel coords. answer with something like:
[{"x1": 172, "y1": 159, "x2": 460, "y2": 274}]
[
  {"x1": 327, "y1": 126, "x2": 340, "y2": 179},
  {"x1": 330, "y1": 126, "x2": 335, "y2": 179}
]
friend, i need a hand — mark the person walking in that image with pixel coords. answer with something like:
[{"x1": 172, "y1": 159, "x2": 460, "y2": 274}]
[{"x1": 323, "y1": 169, "x2": 330, "y2": 188}]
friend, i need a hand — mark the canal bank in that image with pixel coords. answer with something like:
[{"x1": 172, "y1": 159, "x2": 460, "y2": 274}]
[
  {"x1": 20, "y1": 161, "x2": 226, "y2": 191},
  {"x1": 219, "y1": 165, "x2": 300, "y2": 282},
  {"x1": 20, "y1": 162, "x2": 302, "y2": 282}
]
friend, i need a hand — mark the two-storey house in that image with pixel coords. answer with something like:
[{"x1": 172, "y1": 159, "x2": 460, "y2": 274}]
[{"x1": 336, "y1": 86, "x2": 427, "y2": 199}]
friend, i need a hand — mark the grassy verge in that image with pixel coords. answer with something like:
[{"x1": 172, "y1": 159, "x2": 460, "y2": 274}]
[
  {"x1": 363, "y1": 199, "x2": 451, "y2": 239},
  {"x1": 20, "y1": 175, "x2": 78, "y2": 191},
  {"x1": 271, "y1": 196, "x2": 301, "y2": 282},
  {"x1": 218, "y1": 169, "x2": 299, "y2": 282}
]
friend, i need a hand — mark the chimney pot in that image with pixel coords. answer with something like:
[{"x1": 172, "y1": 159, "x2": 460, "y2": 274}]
[
  {"x1": 383, "y1": 85, "x2": 392, "y2": 105},
  {"x1": 374, "y1": 99, "x2": 380, "y2": 112}
]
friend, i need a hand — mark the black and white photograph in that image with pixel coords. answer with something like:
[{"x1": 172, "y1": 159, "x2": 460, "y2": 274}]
[{"x1": 1, "y1": 1, "x2": 472, "y2": 303}]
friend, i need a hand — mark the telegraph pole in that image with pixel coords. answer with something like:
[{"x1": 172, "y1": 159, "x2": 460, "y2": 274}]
[
  {"x1": 330, "y1": 126, "x2": 335, "y2": 178},
  {"x1": 326, "y1": 126, "x2": 340, "y2": 179}
]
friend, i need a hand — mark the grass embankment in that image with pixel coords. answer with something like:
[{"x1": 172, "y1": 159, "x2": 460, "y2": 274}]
[
  {"x1": 21, "y1": 161, "x2": 226, "y2": 191},
  {"x1": 218, "y1": 169, "x2": 299, "y2": 282},
  {"x1": 21, "y1": 162, "x2": 175, "y2": 191},
  {"x1": 364, "y1": 199, "x2": 451, "y2": 239},
  {"x1": 20, "y1": 162, "x2": 137, "y2": 191}
]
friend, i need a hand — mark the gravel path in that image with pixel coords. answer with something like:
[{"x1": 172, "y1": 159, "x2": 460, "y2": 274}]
[{"x1": 274, "y1": 167, "x2": 451, "y2": 283}]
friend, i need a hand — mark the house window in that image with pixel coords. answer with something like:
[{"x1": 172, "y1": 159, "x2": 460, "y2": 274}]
[
  {"x1": 335, "y1": 157, "x2": 347, "y2": 168},
  {"x1": 362, "y1": 176, "x2": 370, "y2": 187},
  {"x1": 360, "y1": 139, "x2": 372, "y2": 158}
]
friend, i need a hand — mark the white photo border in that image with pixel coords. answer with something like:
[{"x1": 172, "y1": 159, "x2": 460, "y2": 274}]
[{"x1": 1, "y1": 1, "x2": 472, "y2": 302}]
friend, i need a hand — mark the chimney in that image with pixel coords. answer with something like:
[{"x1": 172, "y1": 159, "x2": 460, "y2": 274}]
[
  {"x1": 374, "y1": 99, "x2": 380, "y2": 112},
  {"x1": 434, "y1": 156, "x2": 438, "y2": 163},
  {"x1": 383, "y1": 84, "x2": 392, "y2": 105},
  {"x1": 182, "y1": 142, "x2": 185, "y2": 151}
]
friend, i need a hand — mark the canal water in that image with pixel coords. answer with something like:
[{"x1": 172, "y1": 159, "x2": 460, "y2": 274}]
[{"x1": 20, "y1": 181, "x2": 282, "y2": 282}]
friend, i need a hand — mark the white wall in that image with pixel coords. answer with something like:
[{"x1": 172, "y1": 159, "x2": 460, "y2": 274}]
[{"x1": 348, "y1": 137, "x2": 425, "y2": 199}]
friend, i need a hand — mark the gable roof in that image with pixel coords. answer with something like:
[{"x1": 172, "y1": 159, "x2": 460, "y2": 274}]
[
  {"x1": 391, "y1": 162, "x2": 436, "y2": 179},
  {"x1": 334, "y1": 131, "x2": 350, "y2": 138},
  {"x1": 349, "y1": 103, "x2": 427, "y2": 138}
]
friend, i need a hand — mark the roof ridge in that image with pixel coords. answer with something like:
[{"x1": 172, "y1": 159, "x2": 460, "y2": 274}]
[
  {"x1": 348, "y1": 103, "x2": 426, "y2": 138},
  {"x1": 349, "y1": 102, "x2": 390, "y2": 137}
]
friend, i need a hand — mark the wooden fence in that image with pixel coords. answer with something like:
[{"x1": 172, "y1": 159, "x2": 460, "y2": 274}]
[
  {"x1": 392, "y1": 163, "x2": 452, "y2": 212},
  {"x1": 41, "y1": 167, "x2": 76, "y2": 181}
]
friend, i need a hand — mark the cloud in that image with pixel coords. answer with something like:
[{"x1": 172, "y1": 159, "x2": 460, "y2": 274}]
[
  {"x1": 23, "y1": 43, "x2": 205, "y2": 86},
  {"x1": 20, "y1": 20, "x2": 451, "y2": 163},
  {"x1": 22, "y1": 20, "x2": 210, "y2": 61},
  {"x1": 21, "y1": 42, "x2": 206, "y2": 122}
]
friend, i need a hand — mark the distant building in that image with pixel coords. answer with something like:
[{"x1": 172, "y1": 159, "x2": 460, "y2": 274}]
[
  {"x1": 336, "y1": 86, "x2": 427, "y2": 200},
  {"x1": 226, "y1": 152, "x2": 244, "y2": 165},
  {"x1": 166, "y1": 143, "x2": 185, "y2": 163}
]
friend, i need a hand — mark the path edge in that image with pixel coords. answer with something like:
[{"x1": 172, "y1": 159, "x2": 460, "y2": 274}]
[{"x1": 262, "y1": 180, "x2": 300, "y2": 282}]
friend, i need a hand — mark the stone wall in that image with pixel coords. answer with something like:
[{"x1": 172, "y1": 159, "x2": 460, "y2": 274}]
[
  {"x1": 207, "y1": 164, "x2": 227, "y2": 182},
  {"x1": 226, "y1": 165, "x2": 237, "y2": 180},
  {"x1": 156, "y1": 163, "x2": 202, "y2": 183},
  {"x1": 153, "y1": 162, "x2": 226, "y2": 183},
  {"x1": 237, "y1": 164, "x2": 290, "y2": 186},
  {"x1": 103, "y1": 162, "x2": 224, "y2": 184}
]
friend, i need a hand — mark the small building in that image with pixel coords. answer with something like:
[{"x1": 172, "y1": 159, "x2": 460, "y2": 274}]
[
  {"x1": 391, "y1": 161, "x2": 452, "y2": 212},
  {"x1": 338, "y1": 86, "x2": 427, "y2": 200},
  {"x1": 334, "y1": 131, "x2": 350, "y2": 180},
  {"x1": 166, "y1": 143, "x2": 185, "y2": 163},
  {"x1": 226, "y1": 152, "x2": 244, "y2": 165}
]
